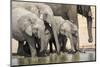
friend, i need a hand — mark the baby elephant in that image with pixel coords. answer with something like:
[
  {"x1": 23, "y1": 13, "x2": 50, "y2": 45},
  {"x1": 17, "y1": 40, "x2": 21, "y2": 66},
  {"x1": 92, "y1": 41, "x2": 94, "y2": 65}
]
[
  {"x1": 40, "y1": 16, "x2": 78, "y2": 54},
  {"x1": 12, "y1": 7, "x2": 46, "y2": 57},
  {"x1": 48, "y1": 16, "x2": 78, "y2": 53}
]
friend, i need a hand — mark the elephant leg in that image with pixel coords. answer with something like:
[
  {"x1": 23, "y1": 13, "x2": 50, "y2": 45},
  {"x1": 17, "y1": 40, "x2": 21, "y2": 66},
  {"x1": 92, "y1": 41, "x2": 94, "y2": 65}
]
[
  {"x1": 52, "y1": 26, "x2": 60, "y2": 54},
  {"x1": 37, "y1": 42, "x2": 48, "y2": 57},
  {"x1": 72, "y1": 36, "x2": 79, "y2": 52},
  {"x1": 61, "y1": 38, "x2": 68, "y2": 52},
  {"x1": 17, "y1": 41, "x2": 25, "y2": 56},
  {"x1": 49, "y1": 40, "x2": 53, "y2": 53},
  {"x1": 87, "y1": 16, "x2": 93, "y2": 43},
  {"x1": 26, "y1": 37, "x2": 36, "y2": 57},
  {"x1": 34, "y1": 38, "x2": 40, "y2": 55},
  {"x1": 23, "y1": 41, "x2": 31, "y2": 57},
  {"x1": 38, "y1": 36, "x2": 49, "y2": 57},
  {"x1": 36, "y1": 43, "x2": 41, "y2": 55},
  {"x1": 68, "y1": 34, "x2": 76, "y2": 53},
  {"x1": 50, "y1": 16, "x2": 60, "y2": 54}
]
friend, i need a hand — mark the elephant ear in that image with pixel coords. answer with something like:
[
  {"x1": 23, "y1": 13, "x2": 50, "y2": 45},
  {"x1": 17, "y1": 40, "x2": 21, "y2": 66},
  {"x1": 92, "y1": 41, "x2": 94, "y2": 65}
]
[{"x1": 25, "y1": 25, "x2": 32, "y2": 36}]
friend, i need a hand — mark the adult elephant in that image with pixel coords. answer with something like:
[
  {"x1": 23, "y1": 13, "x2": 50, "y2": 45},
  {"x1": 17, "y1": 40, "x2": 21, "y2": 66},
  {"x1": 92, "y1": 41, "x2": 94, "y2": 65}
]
[
  {"x1": 12, "y1": 7, "x2": 46, "y2": 57},
  {"x1": 77, "y1": 5, "x2": 93, "y2": 42},
  {"x1": 12, "y1": 1, "x2": 60, "y2": 54}
]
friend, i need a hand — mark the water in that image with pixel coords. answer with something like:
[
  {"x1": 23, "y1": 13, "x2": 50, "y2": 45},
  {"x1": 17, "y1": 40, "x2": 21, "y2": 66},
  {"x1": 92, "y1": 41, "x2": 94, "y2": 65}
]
[{"x1": 12, "y1": 51, "x2": 95, "y2": 66}]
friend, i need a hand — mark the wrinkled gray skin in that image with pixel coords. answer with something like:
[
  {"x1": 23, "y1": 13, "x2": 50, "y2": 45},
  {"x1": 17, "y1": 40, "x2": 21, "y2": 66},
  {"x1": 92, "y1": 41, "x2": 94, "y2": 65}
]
[
  {"x1": 12, "y1": 1, "x2": 60, "y2": 54},
  {"x1": 47, "y1": 4, "x2": 93, "y2": 43},
  {"x1": 12, "y1": 7, "x2": 46, "y2": 57},
  {"x1": 43, "y1": 16, "x2": 78, "y2": 53},
  {"x1": 45, "y1": 4, "x2": 93, "y2": 53},
  {"x1": 45, "y1": 4, "x2": 79, "y2": 52}
]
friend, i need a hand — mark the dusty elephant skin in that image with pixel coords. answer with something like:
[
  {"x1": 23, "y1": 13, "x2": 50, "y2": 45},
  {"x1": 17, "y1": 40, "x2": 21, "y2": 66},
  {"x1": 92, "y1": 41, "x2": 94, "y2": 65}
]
[
  {"x1": 12, "y1": 1, "x2": 94, "y2": 57},
  {"x1": 45, "y1": 4, "x2": 93, "y2": 52},
  {"x1": 12, "y1": 7, "x2": 47, "y2": 57},
  {"x1": 12, "y1": 1, "x2": 79, "y2": 55},
  {"x1": 22, "y1": 16, "x2": 78, "y2": 56},
  {"x1": 12, "y1": 1, "x2": 61, "y2": 54},
  {"x1": 47, "y1": 4, "x2": 93, "y2": 43}
]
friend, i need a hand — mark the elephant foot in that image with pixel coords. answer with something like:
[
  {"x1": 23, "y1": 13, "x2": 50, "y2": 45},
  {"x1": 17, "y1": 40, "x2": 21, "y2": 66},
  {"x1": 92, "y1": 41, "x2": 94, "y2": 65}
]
[
  {"x1": 37, "y1": 51, "x2": 48, "y2": 57},
  {"x1": 67, "y1": 49, "x2": 77, "y2": 54},
  {"x1": 77, "y1": 49, "x2": 86, "y2": 53},
  {"x1": 23, "y1": 53, "x2": 31, "y2": 57},
  {"x1": 17, "y1": 50, "x2": 31, "y2": 57},
  {"x1": 88, "y1": 38, "x2": 93, "y2": 43},
  {"x1": 50, "y1": 50, "x2": 56, "y2": 53},
  {"x1": 61, "y1": 49, "x2": 68, "y2": 52},
  {"x1": 17, "y1": 48, "x2": 25, "y2": 56}
]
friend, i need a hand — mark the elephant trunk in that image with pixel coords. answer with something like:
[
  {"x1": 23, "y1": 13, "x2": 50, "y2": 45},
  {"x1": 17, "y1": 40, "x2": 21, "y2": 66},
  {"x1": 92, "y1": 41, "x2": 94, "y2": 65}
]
[
  {"x1": 38, "y1": 28, "x2": 46, "y2": 53},
  {"x1": 87, "y1": 16, "x2": 93, "y2": 43}
]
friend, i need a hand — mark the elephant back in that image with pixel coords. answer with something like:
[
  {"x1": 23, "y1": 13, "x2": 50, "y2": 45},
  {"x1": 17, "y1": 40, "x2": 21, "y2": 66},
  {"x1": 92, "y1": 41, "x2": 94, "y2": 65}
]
[{"x1": 53, "y1": 16, "x2": 65, "y2": 33}]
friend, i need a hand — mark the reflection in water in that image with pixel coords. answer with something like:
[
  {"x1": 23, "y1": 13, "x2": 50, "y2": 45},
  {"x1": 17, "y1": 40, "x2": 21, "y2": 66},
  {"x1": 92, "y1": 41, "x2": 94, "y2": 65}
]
[
  {"x1": 12, "y1": 51, "x2": 95, "y2": 66},
  {"x1": 72, "y1": 53, "x2": 80, "y2": 62}
]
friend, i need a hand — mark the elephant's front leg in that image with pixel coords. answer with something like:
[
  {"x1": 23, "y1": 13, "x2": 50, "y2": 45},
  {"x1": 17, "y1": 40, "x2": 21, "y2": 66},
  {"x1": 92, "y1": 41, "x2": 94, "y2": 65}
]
[
  {"x1": 23, "y1": 42, "x2": 31, "y2": 57},
  {"x1": 60, "y1": 38, "x2": 68, "y2": 52},
  {"x1": 17, "y1": 41, "x2": 25, "y2": 56},
  {"x1": 68, "y1": 34, "x2": 76, "y2": 53},
  {"x1": 87, "y1": 16, "x2": 93, "y2": 43},
  {"x1": 49, "y1": 40, "x2": 53, "y2": 53}
]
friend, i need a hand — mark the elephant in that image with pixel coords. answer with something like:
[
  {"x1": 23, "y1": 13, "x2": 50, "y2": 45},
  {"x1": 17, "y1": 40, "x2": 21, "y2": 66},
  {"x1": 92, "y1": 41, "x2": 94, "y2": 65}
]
[
  {"x1": 12, "y1": 1, "x2": 61, "y2": 54},
  {"x1": 52, "y1": 16, "x2": 78, "y2": 53},
  {"x1": 77, "y1": 5, "x2": 93, "y2": 42},
  {"x1": 12, "y1": 7, "x2": 46, "y2": 57},
  {"x1": 44, "y1": 3, "x2": 79, "y2": 52}
]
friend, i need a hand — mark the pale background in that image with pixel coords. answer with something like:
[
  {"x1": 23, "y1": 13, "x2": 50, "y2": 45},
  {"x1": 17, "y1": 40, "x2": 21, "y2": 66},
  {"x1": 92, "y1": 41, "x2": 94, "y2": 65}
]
[{"x1": 0, "y1": 0, "x2": 100, "y2": 67}]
